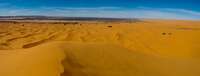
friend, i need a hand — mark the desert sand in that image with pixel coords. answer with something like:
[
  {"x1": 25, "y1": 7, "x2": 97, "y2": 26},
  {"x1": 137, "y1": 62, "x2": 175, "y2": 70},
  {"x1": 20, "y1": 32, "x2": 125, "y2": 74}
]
[{"x1": 0, "y1": 19, "x2": 200, "y2": 76}]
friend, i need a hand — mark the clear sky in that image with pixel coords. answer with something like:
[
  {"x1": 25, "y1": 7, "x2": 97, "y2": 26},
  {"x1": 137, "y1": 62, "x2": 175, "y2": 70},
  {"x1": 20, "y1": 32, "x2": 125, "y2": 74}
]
[{"x1": 0, "y1": 0, "x2": 200, "y2": 20}]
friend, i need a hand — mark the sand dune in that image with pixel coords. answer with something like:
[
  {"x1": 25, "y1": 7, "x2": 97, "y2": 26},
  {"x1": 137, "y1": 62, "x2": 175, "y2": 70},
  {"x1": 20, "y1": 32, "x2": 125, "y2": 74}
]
[
  {"x1": 0, "y1": 42, "x2": 65, "y2": 76},
  {"x1": 0, "y1": 20, "x2": 200, "y2": 76},
  {"x1": 1, "y1": 42, "x2": 200, "y2": 76}
]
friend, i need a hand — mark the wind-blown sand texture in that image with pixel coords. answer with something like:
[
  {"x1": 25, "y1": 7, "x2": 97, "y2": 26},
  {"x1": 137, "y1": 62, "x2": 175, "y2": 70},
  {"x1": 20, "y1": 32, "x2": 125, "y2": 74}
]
[{"x1": 0, "y1": 20, "x2": 200, "y2": 76}]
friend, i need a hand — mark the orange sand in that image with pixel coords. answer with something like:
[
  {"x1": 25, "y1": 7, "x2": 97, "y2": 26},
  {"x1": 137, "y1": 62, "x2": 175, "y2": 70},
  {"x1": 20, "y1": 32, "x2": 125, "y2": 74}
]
[{"x1": 0, "y1": 20, "x2": 200, "y2": 76}]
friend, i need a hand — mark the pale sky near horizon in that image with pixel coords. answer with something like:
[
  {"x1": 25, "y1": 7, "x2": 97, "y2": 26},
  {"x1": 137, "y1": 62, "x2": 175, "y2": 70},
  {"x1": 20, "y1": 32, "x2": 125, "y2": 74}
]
[{"x1": 0, "y1": 0, "x2": 200, "y2": 20}]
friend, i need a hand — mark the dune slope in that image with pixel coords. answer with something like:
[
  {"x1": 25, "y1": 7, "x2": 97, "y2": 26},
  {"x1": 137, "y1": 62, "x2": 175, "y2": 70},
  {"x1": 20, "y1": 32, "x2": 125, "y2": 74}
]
[{"x1": 0, "y1": 42, "x2": 65, "y2": 76}]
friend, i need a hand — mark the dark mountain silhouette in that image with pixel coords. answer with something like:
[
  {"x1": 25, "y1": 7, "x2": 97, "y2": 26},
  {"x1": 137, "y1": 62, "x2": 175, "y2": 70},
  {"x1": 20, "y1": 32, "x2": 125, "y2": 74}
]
[{"x1": 0, "y1": 16, "x2": 140, "y2": 21}]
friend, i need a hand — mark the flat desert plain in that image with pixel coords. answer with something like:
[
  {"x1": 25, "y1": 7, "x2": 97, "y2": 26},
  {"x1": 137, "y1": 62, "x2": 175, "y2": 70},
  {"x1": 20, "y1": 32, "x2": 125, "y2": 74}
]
[{"x1": 0, "y1": 19, "x2": 200, "y2": 76}]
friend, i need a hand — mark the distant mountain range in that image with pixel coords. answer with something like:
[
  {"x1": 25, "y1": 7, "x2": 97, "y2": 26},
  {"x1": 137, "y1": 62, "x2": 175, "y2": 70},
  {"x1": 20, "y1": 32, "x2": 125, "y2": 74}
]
[{"x1": 0, "y1": 16, "x2": 138, "y2": 21}]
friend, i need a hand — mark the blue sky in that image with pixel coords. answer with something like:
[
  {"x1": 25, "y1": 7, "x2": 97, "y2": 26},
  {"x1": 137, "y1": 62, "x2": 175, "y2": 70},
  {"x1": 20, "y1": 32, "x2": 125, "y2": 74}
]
[{"x1": 0, "y1": 0, "x2": 200, "y2": 20}]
